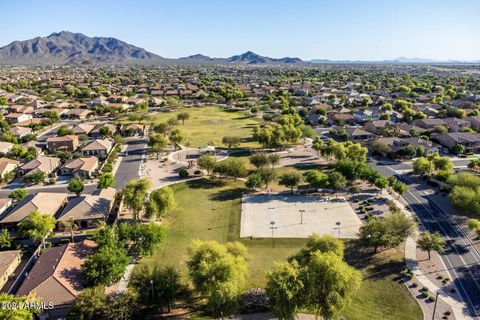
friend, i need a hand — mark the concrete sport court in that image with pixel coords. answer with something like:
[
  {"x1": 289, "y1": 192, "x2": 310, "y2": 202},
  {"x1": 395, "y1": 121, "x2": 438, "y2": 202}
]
[{"x1": 240, "y1": 194, "x2": 362, "y2": 239}]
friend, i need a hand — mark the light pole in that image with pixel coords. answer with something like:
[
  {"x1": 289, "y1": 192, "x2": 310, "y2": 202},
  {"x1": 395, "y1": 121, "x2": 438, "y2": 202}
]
[
  {"x1": 299, "y1": 209, "x2": 306, "y2": 225},
  {"x1": 270, "y1": 221, "x2": 277, "y2": 237},
  {"x1": 335, "y1": 221, "x2": 341, "y2": 238},
  {"x1": 431, "y1": 291, "x2": 439, "y2": 320},
  {"x1": 150, "y1": 279, "x2": 155, "y2": 305}
]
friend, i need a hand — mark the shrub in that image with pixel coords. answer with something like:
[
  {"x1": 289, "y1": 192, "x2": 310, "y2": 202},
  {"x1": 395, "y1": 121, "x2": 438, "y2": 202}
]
[{"x1": 179, "y1": 167, "x2": 189, "y2": 178}]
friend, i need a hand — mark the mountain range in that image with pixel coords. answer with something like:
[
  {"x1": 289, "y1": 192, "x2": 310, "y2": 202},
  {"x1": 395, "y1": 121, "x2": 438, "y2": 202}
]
[{"x1": 0, "y1": 31, "x2": 477, "y2": 65}]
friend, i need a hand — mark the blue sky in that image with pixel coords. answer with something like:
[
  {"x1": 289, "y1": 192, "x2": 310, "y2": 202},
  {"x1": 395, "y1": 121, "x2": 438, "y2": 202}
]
[{"x1": 1, "y1": 0, "x2": 479, "y2": 60}]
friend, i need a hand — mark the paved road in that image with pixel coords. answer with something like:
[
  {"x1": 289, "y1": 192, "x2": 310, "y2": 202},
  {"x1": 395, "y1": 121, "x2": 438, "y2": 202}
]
[
  {"x1": 114, "y1": 137, "x2": 148, "y2": 189},
  {"x1": 371, "y1": 159, "x2": 480, "y2": 318}
]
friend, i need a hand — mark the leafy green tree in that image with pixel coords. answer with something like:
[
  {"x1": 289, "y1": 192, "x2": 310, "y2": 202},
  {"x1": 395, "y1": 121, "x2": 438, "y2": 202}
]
[
  {"x1": 265, "y1": 260, "x2": 304, "y2": 320},
  {"x1": 148, "y1": 133, "x2": 169, "y2": 159},
  {"x1": 328, "y1": 171, "x2": 347, "y2": 193},
  {"x1": 68, "y1": 177, "x2": 84, "y2": 196},
  {"x1": 392, "y1": 180, "x2": 408, "y2": 198},
  {"x1": 222, "y1": 136, "x2": 241, "y2": 150},
  {"x1": 123, "y1": 178, "x2": 151, "y2": 220},
  {"x1": 23, "y1": 171, "x2": 46, "y2": 185},
  {"x1": 146, "y1": 187, "x2": 176, "y2": 219},
  {"x1": 358, "y1": 218, "x2": 388, "y2": 253},
  {"x1": 374, "y1": 177, "x2": 389, "y2": 191},
  {"x1": 452, "y1": 144, "x2": 465, "y2": 156},
  {"x1": 468, "y1": 219, "x2": 480, "y2": 237},
  {"x1": 117, "y1": 222, "x2": 167, "y2": 256},
  {"x1": 267, "y1": 153, "x2": 281, "y2": 168},
  {"x1": 311, "y1": 136, "x2": 324, "y2": 156},
  {"x1": 246, "y1": 173, "x2": 262, "y2": 191},
  {"x1": 82, "y1": 245, "x2": 129, "y2": 286},
  {"x1": 249, "y1": 153, "x2": 269, "y2": 168},
  {"x1": 412, "y1": 157, "x2": 433, "y2": 176},
  {"x1": 258, "y1": 167, "x2": 276, "y2": 189},
  {"x1": 57, "y1": 125, "x2": 75, "y2": 136},
  {"x1": 279, "y1": 171, "x2": 303, "y2": 193},
  {"x1": 0, "y1": 228, "x2": 12, "y2": 249},
  {"x1": 304, "y1": 170, "x2": 329, "y2": 189},
  {"x1": 176, "y1": 112, "x2": 190, "y2": 125},
  {"x1": 99, "y1": 126, "x2": 112, "y2": 138},
  {"x1": 214, "y1": 158, "x2": 246, "y2": 181},
  {"x1": 0, "y1": 293, "x2": 40, "y2": 320},
  {"x1": 198, "y1": 154, "x2": 217, "y2": 176},
  {"x1": 187, "y1": 240, "x2": 248, "y2": 317},
  {"x1": 131, "y1": 265, "x2": 186, "y2": 312},
  {"x1": 305, "y1": 251, "x2": 362, "y2": 320},
  {"x1": 67, "y1": 286, "x2": 106, "y2": 320},
  {"x1": 98, "y1": 173, "x2": 115, "y2": 189},
  {"x1": 289, "y1": 234, "x2": 344, "y2": 265},
  {"x1": 417, "y1": 231, "x2": 445, "y2": 259},
  {"x1": 9, "y1": 188, "x2": 28, "y2": 202},
  {"x1": 103, "y1": 291, "x2": 138, "y2": 320},
  {"x1": 18, "y1": 210, "x2": 56, "y2": 246},
  {"x1": 169, "y1": 128, "x2": 187, "y2": 150}
]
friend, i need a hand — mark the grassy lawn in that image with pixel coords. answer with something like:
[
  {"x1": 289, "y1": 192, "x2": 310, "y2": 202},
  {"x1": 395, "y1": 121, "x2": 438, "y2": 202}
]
[
  {"x1": 139, "y1": 178, "x2": 422, "y2": 319},
  {"x1": 149, "y1": 106, "x2": 262, "y2": 148}
]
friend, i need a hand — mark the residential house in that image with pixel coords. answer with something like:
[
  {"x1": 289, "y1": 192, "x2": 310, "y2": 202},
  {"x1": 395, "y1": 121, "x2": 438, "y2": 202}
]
[
  {"x1": 81, "y1": 139, "x2": 113, "y2": 157},
  {"x1": 64, "y1": 109, "x2": 92, "y2": 120},
  {"x1": 413, "y1": 118, "x2": 447, "y2": 130},
  {"x1": 443, "y1": 117, "x2": 470, "y2": 132},
  {"x1": 0, "y1": 141, "x2": 14, "y2": 154},
  {"x1": 8, "y1": 126, "x2": 32, "y2": 138},
  {"x1": 89, "y1": 123, "x2": 116, "y2": 138},
  {"x1": 56, "y1": 188, "x2": 116, "y2": 230},
  {"x1": 436, "y1": 132, "x2": 480, "y2": 153},
  {"x1": 4, "y1": 113, "x2": 33, "y2": 124},
  {"x1": 46, "y1": 135, "x2": 79, "y2": 153},
  {"x1": 17, "y1": 156, "x2": 61, "y2": 178},
  {"x1": 344, "y1": 127, "x2": 375, "y2": 141},
  {"x1": 353, "y1": 109, "x2": 380, "y2": 123},
  {"x1": 0, "y1": 193, "x2": 68, "y2": 229},
  {"x1": 121, "y1": 124, "x2": 144, "y2": 136},
  {"x1": 72, "y1": 123, "x2": 95, "y2": 136},
  {"x1": 59, "y1": 157, "x2": 99, "y2": 179},
  {"x1": 16, "y1": 240, "x2": 96, "y2": 319},
  {"x1": 0, "y1": 157, "x2": 20, "y2": 179},
  {"x1": 0, "y1": 250, "x2": 21, "y2": 291},
  {"x1": 364, "y1": 120, "x2": 397, "y2": 135},
  {"x1": 0, "y1": 198, "x2": 12, "y2": 216},
  {"x1": 469, "y1": 116, "x2": 480, "y2": 131}
]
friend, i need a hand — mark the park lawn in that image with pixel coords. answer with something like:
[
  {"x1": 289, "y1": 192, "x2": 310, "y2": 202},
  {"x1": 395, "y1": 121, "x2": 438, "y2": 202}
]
[
  {"x1": 150, "y1": 106, "x2": 262, "y2": 148},
  {"x1": 140, "y1": 178, "x2": 422, "y2": 319}
]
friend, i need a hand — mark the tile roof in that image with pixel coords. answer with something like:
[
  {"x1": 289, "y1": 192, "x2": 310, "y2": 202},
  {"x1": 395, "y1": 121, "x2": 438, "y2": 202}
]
[{"x1": 0, "y1": 193, "x2": 67, "y2": 224}]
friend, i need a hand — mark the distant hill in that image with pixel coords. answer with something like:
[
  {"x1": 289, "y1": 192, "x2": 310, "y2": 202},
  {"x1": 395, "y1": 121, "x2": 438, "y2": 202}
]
[
  {"x1": 227, "y1": 51, "x2": 303, "y2": 64},
  {"x1": 0, "y1": 31, "x2": 165, "y2": 65},
  {"x1": 310, "y1": 57, "x2": 480, "y2": 64}
]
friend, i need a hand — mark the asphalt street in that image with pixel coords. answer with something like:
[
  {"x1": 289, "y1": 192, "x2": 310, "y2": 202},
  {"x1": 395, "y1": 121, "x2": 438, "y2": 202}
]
[
  {"x1": 371, "y1": 159, "x2": 480, "y2": 318},
  {"x1": 114, "y1": 137, "x2": 148, "y2": 189}
]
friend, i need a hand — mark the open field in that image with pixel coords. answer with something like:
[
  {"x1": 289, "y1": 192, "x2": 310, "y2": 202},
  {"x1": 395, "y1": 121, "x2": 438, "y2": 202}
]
[
  {"x1": 150, "y1": 106, "x2": 262, "y2": 148},
  {"x1": 241, "y1": 194, "x2": 361, "y2": 238},
  {"x1": 139, "y1": 179, "x2": 422, "y2": 319}
]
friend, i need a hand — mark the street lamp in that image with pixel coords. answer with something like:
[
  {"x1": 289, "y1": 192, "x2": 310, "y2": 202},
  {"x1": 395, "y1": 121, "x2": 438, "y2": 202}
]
[
  {"x1": 335, "y1": 221, "x2": 341, "y2": 238},
  {"x1": 431, "y1": 291, "x2": 439, "y2": 320},
  {"x1": 270, "y1": 221, "x2": 277, "y2": 237},
  {"x1": 150, "y1": 279, "x2": 155, "y2": 304},
  {"x1": 299, "y1": 209, "x2": 306, "y2": 225}
]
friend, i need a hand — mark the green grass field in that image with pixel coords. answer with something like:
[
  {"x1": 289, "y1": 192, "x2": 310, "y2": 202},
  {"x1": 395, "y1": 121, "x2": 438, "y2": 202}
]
[
  {"x1": 139, "y1": 179, "x2": 422, "y2": 319},
  {"x1": 150, "y1": 106, "x2": 262, "y2": 148}
]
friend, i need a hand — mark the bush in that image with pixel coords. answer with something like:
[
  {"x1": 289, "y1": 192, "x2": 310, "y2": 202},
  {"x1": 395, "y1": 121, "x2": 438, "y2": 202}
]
[
  {"x1": 421, "y1": 291, "x2": 429, "y2": 298},
  {"x1": 428, "y1": 295, "x2": 436, "y2": 302},
  {"x1": 179, "y1": 167, "x2": 189, "y2": 178}
]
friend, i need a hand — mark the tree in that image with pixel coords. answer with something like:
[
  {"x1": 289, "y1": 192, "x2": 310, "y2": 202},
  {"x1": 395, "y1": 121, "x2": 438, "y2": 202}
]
[
  {"x1": 289, "y1": 234, "x2": 344, "y2": 265},
  {"x1": 279, "y1": 171, "x2": 303, "y2": 193},
  {"x1": 63, "y1": 218, "x2": 78, "y2": 243},
  {"x1": 98, "y1": 173, "x2": 115, "y2": 189},
  {"x1": 358, "y1": 218, "x2": 388, "y2": 254},
  {"x1": 258, "y1": 167, "x2": 276, "y2": 189},
  {"x1": 214, "y1": 158, "x2": 246, "y2": 181},
  {"x1": 304, "y1": 170, "x2": 329, "y2": 189},
  {"x1": 99, "y1": 126, "x2": 111, "y2": 138},
  {"x1": 305, "y1": 251, "x2": 362, "y2": 320},
  {"x1": 245, "y1": 173, "x2": 262, "y2": 191},
  {"x1": 468, "y1": 219, "x2": 480, "y2": 238},
  {"x1": 249, "y1": 153, "x2": 269, "y2": 168},
  {"x1": 222, "y1": 136, "x2": 241, "y2": 150},
  {"x1": 433, "y1": 156, "x2": 453, "y2": 172},
  {"x1": 169, "y1": 128, "x2": 187, "y2": 149},
  {"x1": 123, "y1": 178, "x2": 151, "y2": 220},
  {"x1": 146, "y1": 187, "x2": 176, "y2": 219},
  {"x1": 198, "y1": 154, "x2": 217, "y2": 176},
  {"x1": 82, "y1": 245, "x2": 129, "y2": 286},
  {"x1": 57, "y1": 125, "x2": 75, "y2": 136},
  {"x1": 103, "y1": 291, "x2": 138, "y2": 320},
  {"x1": 417, "y1": 231, "x2": 445, "y2": 259},
  {"x1": 23, "y1": 171, "x2": 45, "y2": 185},
  {"x1": 68, "y1": 177, "x2": 84, "y2": 196},
  {"x1": 412, "y1": 157, "x2": 433, "y2": 176},
  {"x1": 9, "y1": 188, "x2": 27, "y2": 202},
  {"x1": 328, "y1": 171, "x2": 347, "y2": 194},
  {"x1": 187, "y1": 240, "x2": 248, "y2": 317},
  {"x1": 374, "y1": 177, "x2": 389, "y2": 191},
  {"x1": 311, "y1": 136, "x2": 324, "y2": 156},
  {"x1": 452, "y1": 144, "x2": 465, "y2": 156},
  {"x1": 176, "y1": 112, "x2": 190, "y2": 125},
  {"x1": 67, "y1": 286, "x2": 106, "y2": 320},
  {"x1": 265, "y1": 260, "x2": 304, "y2": 320},
  {"x1": 18, "y1": 210, "x2": 56, "y2": 246},
  {"x1": 117, "y1": 222, "x2": 167, "y2": 257},
  {"x1": 268, "y1": 153, "x2": 281, "y2": 168},
  {"x1": 148, "y1": 133, "x2": 169, "y2": 159},
  {"x1": 392, "y1": 180, "x2": 408, "y2": 198},
  {"x1": 131, "y1": 265, "x2": 186, "y2": 312},
  {"x1": 0, "y1": 293, "x2": 40, "y2": 320},
  {"x1": 0, "y1": 228, "x2": 12, "y2": 249}
]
